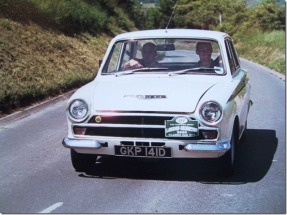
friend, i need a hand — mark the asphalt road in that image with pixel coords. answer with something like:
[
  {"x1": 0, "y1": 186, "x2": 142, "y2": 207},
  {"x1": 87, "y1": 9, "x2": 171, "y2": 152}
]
[{"x1": 0, "y1": 59, "x2": 285, "y2": 213}]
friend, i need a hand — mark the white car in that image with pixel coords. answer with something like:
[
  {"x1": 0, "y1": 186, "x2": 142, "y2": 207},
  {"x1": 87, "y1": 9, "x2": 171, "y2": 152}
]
[{"x1": 62, "y1": 29, "x2": 252, "y2": 175}]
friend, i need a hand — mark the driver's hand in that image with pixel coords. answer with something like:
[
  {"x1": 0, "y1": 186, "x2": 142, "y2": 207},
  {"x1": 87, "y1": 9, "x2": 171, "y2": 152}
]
[{"x1": 124, "y1": 59, "x2": 143, "y2": 68}]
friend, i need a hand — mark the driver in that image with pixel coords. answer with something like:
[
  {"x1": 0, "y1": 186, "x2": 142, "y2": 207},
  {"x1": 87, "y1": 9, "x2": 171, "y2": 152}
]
[{"x1": 123, "y1": 42, "x2": 159, "y2": 69}]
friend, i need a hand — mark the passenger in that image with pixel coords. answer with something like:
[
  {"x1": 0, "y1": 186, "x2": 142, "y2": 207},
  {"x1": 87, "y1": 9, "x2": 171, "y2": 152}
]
[
  {"x1": 195, "y1": 42, "x2": 219, "y2": 68},
  {"x1": 123, "y1": 42, "x2": 159, "y2": 69}
]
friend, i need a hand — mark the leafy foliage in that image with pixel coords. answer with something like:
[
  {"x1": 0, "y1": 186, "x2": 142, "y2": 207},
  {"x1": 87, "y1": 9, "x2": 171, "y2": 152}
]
[
  {"x1": 0, "y1": 0, "x2": 137, "y2": 35},
  {"x1": 34, "y1": 0, "x2": 108, "y2": 34},
  {"x1": 248, "y1": 0, "x2": 285, "y2": 31},
  {"x1": 174, "y1": 0, "x2": 222, "y2": 29},
  {"x1": 139, "y1": 0, "x2": 285, "y2": 35}
]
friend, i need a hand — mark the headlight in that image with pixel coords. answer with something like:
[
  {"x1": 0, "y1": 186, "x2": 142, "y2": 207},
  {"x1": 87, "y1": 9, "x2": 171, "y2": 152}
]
[
  {"x1": 68, "y1": 99, "x2": 89, "y2": 121},
  {"x1": 200, "y1": 101, "x2": 222, "y2": 123}
]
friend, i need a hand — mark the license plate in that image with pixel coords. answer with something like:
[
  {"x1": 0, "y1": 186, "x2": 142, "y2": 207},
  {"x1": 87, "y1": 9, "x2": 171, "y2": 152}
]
[
  {"x1": 165, "y1": 116, "x2": 199, "y2": 137},
  {"x1": 115, "y1": 146, "x2": 171, "y2": 157}
]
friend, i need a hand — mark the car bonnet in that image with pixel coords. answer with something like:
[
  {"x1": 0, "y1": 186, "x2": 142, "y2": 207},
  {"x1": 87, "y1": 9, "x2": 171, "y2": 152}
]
[{"x1": 91, "y1": 75, "x2": 219, "y2": 113}]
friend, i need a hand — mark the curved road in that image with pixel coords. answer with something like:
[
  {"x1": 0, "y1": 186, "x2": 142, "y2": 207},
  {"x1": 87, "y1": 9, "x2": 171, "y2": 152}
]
[{"x1": 0, "y1": 59, "x2": 285, "y2": 213}]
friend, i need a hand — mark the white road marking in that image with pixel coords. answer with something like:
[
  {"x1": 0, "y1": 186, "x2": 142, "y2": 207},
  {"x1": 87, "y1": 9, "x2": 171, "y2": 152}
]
[
  {"x1": 222, "y1": 193, "x2": 235, "y2": 197},
  {"x1": 39, "y1": 202, "x2": 63, "y2": 213}
]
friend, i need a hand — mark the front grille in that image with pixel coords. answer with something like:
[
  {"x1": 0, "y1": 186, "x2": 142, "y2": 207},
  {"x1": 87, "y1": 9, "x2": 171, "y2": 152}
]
[
  {"x1": 77, "y1": 126, "x2": 204, "y2": 139},
  {"x1": 121, "y1": 141, "x2": 165, "y2": 146},
  {"x1": 88, "y1": 115, "x2": 178, "y2": 125},
  {"x1": 85, "y1": 127, "x2": 165, "y2": 138},
  {"x1": 74, "y1": 115, "x2": 210, "y2": 140}
]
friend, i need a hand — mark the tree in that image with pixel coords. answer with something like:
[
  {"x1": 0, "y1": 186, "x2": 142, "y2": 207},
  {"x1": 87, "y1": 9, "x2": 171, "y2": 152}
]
[
  {"x1": 143, "y1": 7, "x2": 162, "y2": 29},
  {"x1": 172, "y1": 0, "x2": 248, "y2": 32},
  {"x1": 136, "y1": 0, "x2": 285, "y2": 35},
  {"x1": 215, "y1": 0, "x2": 249, "y2": 36},
  {"x1": 173, "y1": 0, "x2": 223, "y2": 29},
  {"x1": 250, "y1": 0, "x2": 285, "y2": 31},
  {"x1": 157, "y1": 0, "x2": 177, "y2": 28}
]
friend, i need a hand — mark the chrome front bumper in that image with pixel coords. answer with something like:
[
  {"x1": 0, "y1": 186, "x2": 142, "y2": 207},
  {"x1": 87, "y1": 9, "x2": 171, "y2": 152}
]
[
  {"x1": 62, "y1": 137, "x2": 230, "y2": 158},
  {"x1": 62, "y1": 137, "x2": 102, "y2": 149},
  {"x1": 184, "y1": 141, "x2": 230, "y2": 151}
]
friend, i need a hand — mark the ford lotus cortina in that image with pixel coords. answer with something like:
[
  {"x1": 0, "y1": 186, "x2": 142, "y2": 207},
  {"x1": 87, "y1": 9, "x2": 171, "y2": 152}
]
[{"x1": 62, "y1": 29, "x2": 252, "y2": 176}]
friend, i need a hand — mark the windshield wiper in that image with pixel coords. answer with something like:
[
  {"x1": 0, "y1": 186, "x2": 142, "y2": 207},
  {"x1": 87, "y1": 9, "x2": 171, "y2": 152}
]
[
  {"x1": 115, "y1": 67, "x2": 168, "y2": 77},
  {"x1": 168, "y1": 66, "x2": 223, "y2": 76}
]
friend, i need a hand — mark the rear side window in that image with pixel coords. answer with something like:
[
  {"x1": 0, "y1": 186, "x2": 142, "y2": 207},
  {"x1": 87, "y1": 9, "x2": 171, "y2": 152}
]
[{"x1": 225, "y1": 39, "x2": 240, "y2": 75}]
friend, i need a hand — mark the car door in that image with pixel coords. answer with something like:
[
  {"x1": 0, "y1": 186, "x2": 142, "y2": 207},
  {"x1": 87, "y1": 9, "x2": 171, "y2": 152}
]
[{"x1": 225, "y1": 38, "x2": 251, "y2": 136}]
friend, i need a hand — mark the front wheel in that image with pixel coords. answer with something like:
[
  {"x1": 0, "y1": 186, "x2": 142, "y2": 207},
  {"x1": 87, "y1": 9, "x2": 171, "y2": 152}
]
[
  {"x1": 240, "y1": 121, "x2": 248, "y2": 143},
  {"x1": 222, "y1": 129, "x2": 237, "y2": 176},
  {"x1": 70, "y1": 149, "x2": 97, "y2": 172}
]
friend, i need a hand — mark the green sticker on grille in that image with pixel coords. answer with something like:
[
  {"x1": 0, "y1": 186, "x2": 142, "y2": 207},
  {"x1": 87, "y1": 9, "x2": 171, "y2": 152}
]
[{"x1": 165, "y1": 116, "x2": 199, "y2": 137}]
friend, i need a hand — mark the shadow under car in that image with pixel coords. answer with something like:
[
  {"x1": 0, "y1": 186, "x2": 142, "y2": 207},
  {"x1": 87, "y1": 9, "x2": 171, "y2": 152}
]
[{"x1": 77, "y1": 129, "x2": 278, "y2": 184}]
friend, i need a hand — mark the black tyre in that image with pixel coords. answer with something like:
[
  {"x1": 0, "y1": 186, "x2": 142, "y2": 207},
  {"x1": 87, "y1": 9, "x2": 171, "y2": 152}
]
[
  {"x1": 240, "y1": 121, "x2": 247, "y2": 143},
  {"x1": 222, "y1": 129, "x2": 237, "y2": 176},
  {"x1": 70, "y1": 149, "x2": 97, "y2": 172}
]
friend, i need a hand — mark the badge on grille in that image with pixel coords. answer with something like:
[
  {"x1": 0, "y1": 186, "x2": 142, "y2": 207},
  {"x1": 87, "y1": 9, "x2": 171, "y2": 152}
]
[
  {"x1": 124, "y1": 95, "x2": 166, "y2": 99},
  {"x1": 95, "y1": 116, "x2": 102, "y2": 123}
]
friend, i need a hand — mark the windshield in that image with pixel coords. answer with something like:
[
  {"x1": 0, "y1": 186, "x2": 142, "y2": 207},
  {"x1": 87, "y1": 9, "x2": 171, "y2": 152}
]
[{"x1": 102, "y1": 38, "x2": 225, "y2": 75}]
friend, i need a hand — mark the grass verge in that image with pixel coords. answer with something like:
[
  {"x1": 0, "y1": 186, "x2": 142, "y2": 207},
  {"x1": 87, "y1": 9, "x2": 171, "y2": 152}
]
[
  {"x1": 235, "y1": 30, "x2": 285, "y2": 74},
  {"x1": 0, "y1": 19, "x2": 110, "y2": 115}
]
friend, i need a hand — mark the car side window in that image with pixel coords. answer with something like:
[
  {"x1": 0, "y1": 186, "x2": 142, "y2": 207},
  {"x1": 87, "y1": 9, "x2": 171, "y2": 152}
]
[
  {"x1": 106, "y1": 43, "x2": 123, "y2": 73},
  {"x1": 120, "y1": 43, "x2": 132, "y2": 67},
  {"x1": 225, "y1": 39, "x2": 240, "y2": 75}
]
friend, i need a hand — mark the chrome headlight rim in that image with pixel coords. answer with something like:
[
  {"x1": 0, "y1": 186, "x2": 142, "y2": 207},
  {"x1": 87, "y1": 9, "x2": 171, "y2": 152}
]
[
  {"x1": 199, "y1": 101, "x2": 223, "y2": 125},
  {"x1": 67, "y1": 99, "x2": 90, "y2": 122}
]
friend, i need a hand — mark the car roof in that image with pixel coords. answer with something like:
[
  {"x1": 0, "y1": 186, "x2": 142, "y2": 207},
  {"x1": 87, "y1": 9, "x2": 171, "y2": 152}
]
[{"x1": 113, "y1": 29, "x2": 230, "y2": 41}]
